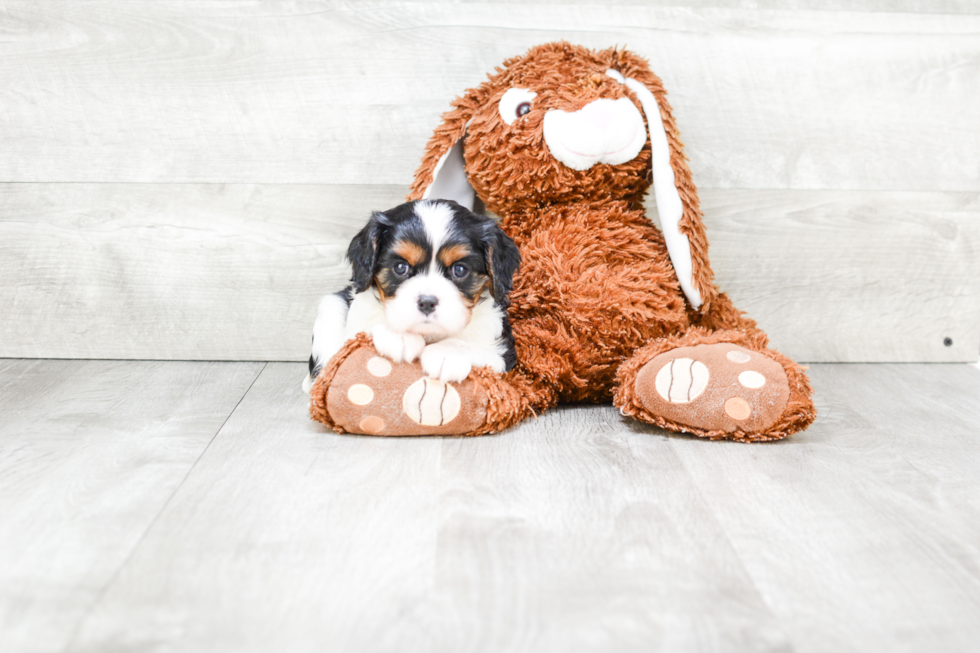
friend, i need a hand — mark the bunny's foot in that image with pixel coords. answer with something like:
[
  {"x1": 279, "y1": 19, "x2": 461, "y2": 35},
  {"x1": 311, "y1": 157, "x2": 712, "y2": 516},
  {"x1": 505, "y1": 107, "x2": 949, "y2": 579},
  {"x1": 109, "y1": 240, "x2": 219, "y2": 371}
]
[{"x1": 614, "y1": 328, "x2": 815, "y2": 442}]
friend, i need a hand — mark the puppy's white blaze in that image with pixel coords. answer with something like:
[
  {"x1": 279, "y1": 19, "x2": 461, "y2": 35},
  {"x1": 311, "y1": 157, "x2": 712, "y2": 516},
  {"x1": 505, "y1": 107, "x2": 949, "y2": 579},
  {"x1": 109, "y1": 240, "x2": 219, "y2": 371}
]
[
  {"x1": 413, "y1": 200, "x2": 456, "y2": 270},
  {"x1": 305, "y1": 293, "x2": 352, "y2": 392},
  {"x1": 542, "y1": 97, "x2": 646, "y2": 172},
  {"x1": 616, "y1": 73, "x2": 703, "y2": 310}
]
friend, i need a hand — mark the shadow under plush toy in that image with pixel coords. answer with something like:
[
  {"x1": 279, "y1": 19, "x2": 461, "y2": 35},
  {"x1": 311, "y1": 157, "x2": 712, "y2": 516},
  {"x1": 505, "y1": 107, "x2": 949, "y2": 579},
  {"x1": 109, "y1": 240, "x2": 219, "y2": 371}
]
[{"x1": 310, "y1": 41, "x2": 816, "y2": 441}]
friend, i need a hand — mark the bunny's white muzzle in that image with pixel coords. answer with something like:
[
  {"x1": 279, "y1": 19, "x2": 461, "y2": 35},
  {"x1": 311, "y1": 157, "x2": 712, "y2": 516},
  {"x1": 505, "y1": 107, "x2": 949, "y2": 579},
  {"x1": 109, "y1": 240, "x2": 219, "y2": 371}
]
[{"x1": 542, "y1": 97, "x2": 647, "y2": 171}]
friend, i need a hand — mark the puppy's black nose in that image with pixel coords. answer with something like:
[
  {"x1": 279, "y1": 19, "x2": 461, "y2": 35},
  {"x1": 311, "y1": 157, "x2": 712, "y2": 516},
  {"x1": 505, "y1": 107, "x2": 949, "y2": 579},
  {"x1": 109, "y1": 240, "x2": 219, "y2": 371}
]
[{"x1": 417, "y1": 295, "x2": 439, "y2": 316}]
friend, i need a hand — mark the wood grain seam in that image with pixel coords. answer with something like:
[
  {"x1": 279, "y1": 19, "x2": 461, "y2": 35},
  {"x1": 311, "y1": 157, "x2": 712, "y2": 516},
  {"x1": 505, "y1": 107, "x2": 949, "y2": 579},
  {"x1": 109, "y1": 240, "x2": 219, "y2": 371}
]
[{"x1": 59, "y1": 362, "x2": 268, "y2": 650}]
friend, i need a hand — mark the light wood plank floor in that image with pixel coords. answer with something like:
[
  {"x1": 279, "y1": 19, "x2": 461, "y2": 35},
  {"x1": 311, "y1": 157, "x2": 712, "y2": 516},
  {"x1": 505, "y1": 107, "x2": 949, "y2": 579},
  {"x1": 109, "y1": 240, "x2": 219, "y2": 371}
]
[{"x1": 1, "y1": 360, "x2": 978, "y2": 652}]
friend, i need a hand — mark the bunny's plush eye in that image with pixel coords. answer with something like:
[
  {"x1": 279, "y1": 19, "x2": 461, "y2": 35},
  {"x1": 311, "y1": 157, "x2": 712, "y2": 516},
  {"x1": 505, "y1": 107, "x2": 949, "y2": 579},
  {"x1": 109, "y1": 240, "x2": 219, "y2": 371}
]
[{"x1": 499, "y1": 88, "x2": 537, "y2": 125}]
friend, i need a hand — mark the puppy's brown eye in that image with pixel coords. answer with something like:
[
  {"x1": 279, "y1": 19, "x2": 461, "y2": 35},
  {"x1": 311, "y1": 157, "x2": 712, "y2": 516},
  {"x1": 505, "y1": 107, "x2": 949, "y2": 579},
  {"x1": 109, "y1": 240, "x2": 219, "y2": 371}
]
[
  {"x1": 393, "y1": 262, "x2": 409, "y2": 276},
  {"x1": 451, "y1": 263, "x2": 468, "y2": 279},
  {"x1": 516, "y1": 102, "x2": 531, "y2": 118}
]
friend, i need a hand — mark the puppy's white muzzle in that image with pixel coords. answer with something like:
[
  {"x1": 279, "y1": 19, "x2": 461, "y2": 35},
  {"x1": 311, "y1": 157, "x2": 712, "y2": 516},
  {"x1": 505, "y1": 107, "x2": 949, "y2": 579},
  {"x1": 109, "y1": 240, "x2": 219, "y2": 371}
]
[
  {"x1": 384, "y1": 274, "x2": 470, "y2": 340},
  {"x1": 542, "y1": 97, "x2": 647, "y2": 171}
]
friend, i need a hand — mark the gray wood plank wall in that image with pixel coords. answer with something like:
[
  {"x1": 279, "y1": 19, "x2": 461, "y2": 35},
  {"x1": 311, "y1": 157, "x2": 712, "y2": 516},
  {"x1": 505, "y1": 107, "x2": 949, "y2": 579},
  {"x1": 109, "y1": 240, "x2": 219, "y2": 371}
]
[{"x1": 1, "y1": 1, "x2": 978, "y2": 362}]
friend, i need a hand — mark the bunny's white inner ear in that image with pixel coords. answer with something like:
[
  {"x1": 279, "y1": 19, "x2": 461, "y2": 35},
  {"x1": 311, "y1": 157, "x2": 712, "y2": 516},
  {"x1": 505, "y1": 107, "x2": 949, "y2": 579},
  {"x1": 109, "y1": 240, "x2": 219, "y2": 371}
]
[
  {"x1": 608, "y1": 69, "x2": 703, "y2": 310},
  {"x1": 421, "y1": 138, "x2": 476, "y2": 211}
]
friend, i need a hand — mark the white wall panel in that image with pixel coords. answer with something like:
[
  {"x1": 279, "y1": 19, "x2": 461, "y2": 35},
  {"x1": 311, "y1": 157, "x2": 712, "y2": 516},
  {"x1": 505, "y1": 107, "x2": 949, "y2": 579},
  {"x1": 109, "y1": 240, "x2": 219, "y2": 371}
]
[{"x1": 0, "y1": 2, "x2": 977, "y2": 190}]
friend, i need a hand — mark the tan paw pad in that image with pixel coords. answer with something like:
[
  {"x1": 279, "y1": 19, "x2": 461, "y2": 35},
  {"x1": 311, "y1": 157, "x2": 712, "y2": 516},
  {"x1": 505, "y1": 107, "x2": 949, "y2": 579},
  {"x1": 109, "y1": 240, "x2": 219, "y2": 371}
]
[
  {"x1": 727, "y1": 350, "x2": 751, "y2": 364},
  {"x1": 738, "y1": 370, "x2": 766, "y2": 389},
  {"x1": 724, "y1": 397, "x2": 751, "y2": 420},
  {"x1": 366, "y1": 356, "x2": 392, "y2": 377},
  {"x1": 347, "y1": 384, "x2": 374, "y2": 405},
  {"x1": 358, "y1": 415, "x2": 386, "y2": 434}
]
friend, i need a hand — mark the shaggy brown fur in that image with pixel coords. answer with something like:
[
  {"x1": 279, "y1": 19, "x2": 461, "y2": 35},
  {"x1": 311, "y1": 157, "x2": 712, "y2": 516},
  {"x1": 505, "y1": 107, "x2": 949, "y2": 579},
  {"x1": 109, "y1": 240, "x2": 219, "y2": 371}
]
[{"x1": 313, "y1": 42, "x2": 815, "y2": 440}]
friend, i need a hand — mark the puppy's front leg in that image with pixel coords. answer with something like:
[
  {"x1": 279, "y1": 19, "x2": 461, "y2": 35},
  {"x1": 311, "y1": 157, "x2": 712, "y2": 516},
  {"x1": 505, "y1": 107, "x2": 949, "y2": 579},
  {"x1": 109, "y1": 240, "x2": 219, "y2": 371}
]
[
  {"x1": 420, "y1": 302, "x2": 509, "y2": 383},
  {"x1": 342, "y1": 288, "x2": 424, "y2": 364},
  {"x1": 371, "y1": 323, "x2": 426, "y2": 364},
  {"x1": 303, "y1": 289, "x2": 354, "y2": 393}
]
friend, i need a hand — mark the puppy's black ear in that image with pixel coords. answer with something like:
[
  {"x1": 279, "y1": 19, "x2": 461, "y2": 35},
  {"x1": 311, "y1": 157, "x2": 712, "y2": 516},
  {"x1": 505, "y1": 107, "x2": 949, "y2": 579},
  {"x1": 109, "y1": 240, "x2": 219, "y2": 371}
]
[
  {"x1": 346, "y1": 211, "x2": 390, "y2": 292},
  {"x1": 482, "y1": 222, "x2": 521, "y2": 306}
]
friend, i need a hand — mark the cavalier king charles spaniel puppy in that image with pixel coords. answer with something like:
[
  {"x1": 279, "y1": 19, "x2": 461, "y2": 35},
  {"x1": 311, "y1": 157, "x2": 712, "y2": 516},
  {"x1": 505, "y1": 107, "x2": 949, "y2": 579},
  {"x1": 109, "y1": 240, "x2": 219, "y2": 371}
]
[{"x1": 303, "y1": 199, "x2": 521, "y2": 392}]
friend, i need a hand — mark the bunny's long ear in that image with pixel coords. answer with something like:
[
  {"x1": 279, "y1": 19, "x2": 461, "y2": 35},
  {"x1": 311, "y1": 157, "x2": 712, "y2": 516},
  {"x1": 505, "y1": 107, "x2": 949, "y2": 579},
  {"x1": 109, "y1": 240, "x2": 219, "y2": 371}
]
[
  {"x1": 607, "y1": 56, "x2": 717, "y2": 313},
  {"x1": 408, "y1": 92, "x2": 485, "y2": 209}
]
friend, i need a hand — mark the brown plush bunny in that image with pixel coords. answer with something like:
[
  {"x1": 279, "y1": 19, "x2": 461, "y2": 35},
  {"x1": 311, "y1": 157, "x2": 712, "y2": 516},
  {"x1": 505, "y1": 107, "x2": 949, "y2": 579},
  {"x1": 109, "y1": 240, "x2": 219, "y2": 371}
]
[{"x1": 310, "y1": 41, "x2": 816, "y2": 442}]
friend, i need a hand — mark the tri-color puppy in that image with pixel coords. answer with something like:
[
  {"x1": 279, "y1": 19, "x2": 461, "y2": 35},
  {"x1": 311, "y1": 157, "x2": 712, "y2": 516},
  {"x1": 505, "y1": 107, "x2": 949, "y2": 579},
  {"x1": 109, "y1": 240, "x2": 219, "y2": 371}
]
[{"x1": 302, "y1": 199, "x2": 521, "y2": 392}]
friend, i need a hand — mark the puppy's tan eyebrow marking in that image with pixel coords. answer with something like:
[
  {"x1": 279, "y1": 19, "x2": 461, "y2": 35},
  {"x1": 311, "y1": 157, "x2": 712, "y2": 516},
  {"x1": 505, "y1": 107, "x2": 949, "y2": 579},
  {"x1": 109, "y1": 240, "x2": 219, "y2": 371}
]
[
  {"x1": 438, "y1": 244, "x2": 472, "y2": 267},
  {"x1": 392, "y1": 240, "x2": 426, "y2": 267}
]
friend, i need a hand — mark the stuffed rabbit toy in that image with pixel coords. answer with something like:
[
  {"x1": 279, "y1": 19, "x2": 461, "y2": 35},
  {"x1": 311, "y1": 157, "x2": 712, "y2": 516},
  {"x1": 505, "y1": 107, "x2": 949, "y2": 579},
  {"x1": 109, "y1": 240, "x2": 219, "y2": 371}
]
[{"x1": 310, "y1": 42, "x2": 815, "y2": 442}]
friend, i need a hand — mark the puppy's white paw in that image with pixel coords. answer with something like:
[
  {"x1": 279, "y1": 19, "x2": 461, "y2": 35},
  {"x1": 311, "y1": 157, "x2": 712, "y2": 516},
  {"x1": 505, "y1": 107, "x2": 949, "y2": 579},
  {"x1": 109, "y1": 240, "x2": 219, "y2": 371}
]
[
  {"x1": 420, "y1": 340, "x2": 475, "y2": 383},
  {"x1": 372, "y1": 324, "x2": 426, "y2": 363}
]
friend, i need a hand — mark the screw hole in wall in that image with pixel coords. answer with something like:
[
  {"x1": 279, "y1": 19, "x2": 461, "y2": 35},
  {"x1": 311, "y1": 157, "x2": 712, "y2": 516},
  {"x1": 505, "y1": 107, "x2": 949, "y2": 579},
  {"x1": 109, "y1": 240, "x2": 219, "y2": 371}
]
[{"x1": 943, "y1": 337, "x2": 953, "y2": 347}]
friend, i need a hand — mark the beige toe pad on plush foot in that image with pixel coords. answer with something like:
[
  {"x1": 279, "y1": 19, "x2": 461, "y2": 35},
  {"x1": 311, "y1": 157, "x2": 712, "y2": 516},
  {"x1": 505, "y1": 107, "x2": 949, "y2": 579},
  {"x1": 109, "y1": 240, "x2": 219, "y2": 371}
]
[
  {"x1": 635, "y1": 343, "x2": 790, "y2": 434},
  {"x1": 326, "y1": 347, "x2": 488, "y2": 436}
]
